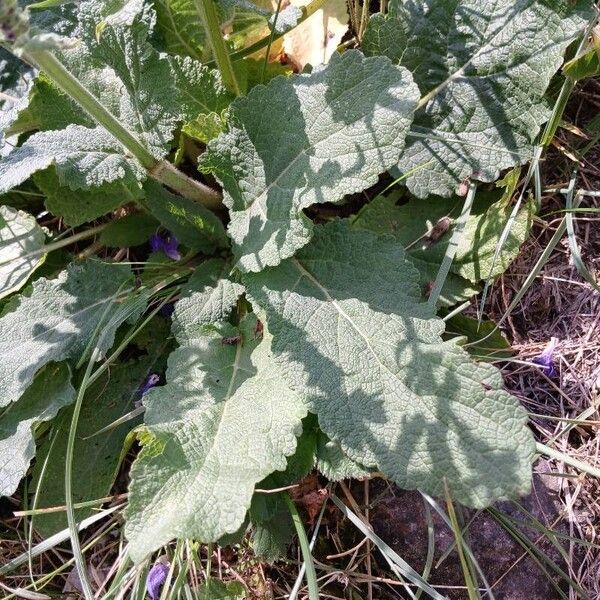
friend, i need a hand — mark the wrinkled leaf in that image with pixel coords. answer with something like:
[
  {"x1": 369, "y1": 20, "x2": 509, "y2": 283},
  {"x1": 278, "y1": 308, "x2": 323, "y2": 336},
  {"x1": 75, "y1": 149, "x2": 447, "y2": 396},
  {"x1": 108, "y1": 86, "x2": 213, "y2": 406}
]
[
  {"x1": 0, "y1": 259, "x2": 138, "y2": 407},
  {"x1": 363, "y1": 0, "x2": 592, "y2": 197},
  {"x1": 31, "y1": 355, "x2": 167, "y2": 535},
  {"x1": 0, "y1": 205, "x2": 46, "y2": 299},
  {"x1": 201, "y1": 49, "x2": 419, "y2": 272},
  {"x1": 125, "y1": 315, "x2": 306, "y2": 561},
  {"x1": 244, "y1": 220, "x2": 535, "y2": 507},
  {"x1": 0, "y1": 125, "x2": 145, "y2": 195},
  {"x1": 172, "y1": 258, "x2": 244, "y2": 337},
  {"x1": 0, "y1": 363, "x2": 75, "y2": 497}
]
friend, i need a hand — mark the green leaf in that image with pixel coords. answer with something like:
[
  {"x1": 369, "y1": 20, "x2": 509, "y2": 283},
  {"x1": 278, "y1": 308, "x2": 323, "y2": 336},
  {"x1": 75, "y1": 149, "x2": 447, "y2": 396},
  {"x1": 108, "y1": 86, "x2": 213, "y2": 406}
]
[
  {"x1": 31, "y1": 357, "x2": 165, "y2": 535},
  {"x1": 0, "y1": 125, "x2": 145, "y2": 195},
  {"x1": 352, "y1": 192, "x2": 532, "y2": 287},
  {"x1": 154, "y1": 0, "x2": 209, "y2": 61},
  {"x1": 172, "y1": 258, "x2": 244, "y2": 337},
  {"x1": 0, "y1": 205, "x2": 46, "y2": 299},
  {"x1": 200, "y1": 49, "x2": 419, "y2": 272},
  {"x1": 444, "y1": 314, "x2": 512, "y2": 362},
  {"x1": 250, "y1": 493, "x2": 294, "y2": 562},
  {"x1": 99, "y1": 212, "x2": 159, "y2": 248},
  {"x1": 142, "y1": 180, "x2": 229, "y2": 253},
  {"x1": 363, "y1": 0, "x2": 592, "y2": 197},
  {"x1": 0, "y1": 259, "x2": 137, "y2": 407},
  {"x1": 78, "y1": 0, "x2": 180, "y2": 158},
  {"x1": 35, "y1": 167, "x2": 143, "y2": 226},
  {"x1": 197, "y1": 580, "x2": 246, "y2": 600},
  {"x1": 171, "y1": 56, "x2": 234, "y2": 144},
  {"x1": 244, "y1": 220, "x2": 535, "y2": 507},
  {"x1": 315, "y1": 431, "x2": 370, "y2": 481},
  {"x1": 125, "y1": 315, "x2": 307, "y2": 561},
  {"x1": 0, "y1": 362, "x2": 75, "y2": 497},
  {"x1": 351, "y1": 193, "x2": 478, "y2": 304},
  {"x1": 563, "y1": 47, "x2": 600, "y2": 80}
]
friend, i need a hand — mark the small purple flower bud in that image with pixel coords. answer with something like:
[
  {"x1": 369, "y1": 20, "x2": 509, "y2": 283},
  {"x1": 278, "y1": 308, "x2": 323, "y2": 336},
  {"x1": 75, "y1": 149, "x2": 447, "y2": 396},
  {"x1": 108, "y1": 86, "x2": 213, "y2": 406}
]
[
  {"x1": 533, "y1": 338, "x2": 558, "y2": 377},
  {"x1": 138, "y1": 373, "x2": 160, "y2": 396},
  {"x1": 146, "y1": 562, "x2": 169, "y2": 600},
  {"x1": 148, "y1": 231, "x2": 181, "y2": 261}
]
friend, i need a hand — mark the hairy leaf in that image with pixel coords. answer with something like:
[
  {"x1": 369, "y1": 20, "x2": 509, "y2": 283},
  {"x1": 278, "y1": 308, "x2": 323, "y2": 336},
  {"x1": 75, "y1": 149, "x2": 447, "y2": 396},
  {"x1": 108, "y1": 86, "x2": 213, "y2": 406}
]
[
  {"x1": 125, "y1": 315, "x2": 306, "y2": 561},
  {"x1": 244, "y1": 221, "x2": 535, "y2": 507},
  {"x1": 172, "y1": 258, "x2": 244, "y2": 337},
  {"x1": 0, "y1": 363, "x2": 75, "y2": 497},
  {"x1": 78, "y1": 0, "x2": 179, "y2": 157},
  {"x1": 0, "y1": 260, "x2": 137, "y2": 407},
  {"x1": 0, "y1": 125, "x2": 144, "y2": 195},
  {"x1": 200, "y1": 49, "x2": 419, "y2": 272},
  {"x1": 363, "y1": 0, "x2": 592, "y2": 197},
  {"x1": 0, "y1": 205, "x2": 46, "y2": 299},
  {"x1": 99, "y1": 213, "x2": 159, "y2": 247}
]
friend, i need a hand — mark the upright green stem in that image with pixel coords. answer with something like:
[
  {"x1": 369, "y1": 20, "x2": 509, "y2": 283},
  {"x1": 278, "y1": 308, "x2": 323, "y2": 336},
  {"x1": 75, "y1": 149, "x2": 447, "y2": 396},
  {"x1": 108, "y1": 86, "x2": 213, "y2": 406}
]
[
  {"x1": 24, "y1": 48, "x2": 222, "y2": 209},
  {"x1": 194, "y1": 0, "x2": 241, "y2": 96}
]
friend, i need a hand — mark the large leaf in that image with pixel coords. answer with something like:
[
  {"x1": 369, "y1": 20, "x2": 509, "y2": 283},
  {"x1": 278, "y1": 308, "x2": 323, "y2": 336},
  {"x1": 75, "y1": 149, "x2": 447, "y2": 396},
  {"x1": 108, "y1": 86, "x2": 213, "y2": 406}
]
[
  {"x1": 200, "y1": 49, "x2": 419, "y2": 272},
  {"x1": 0, "y1": 260, "x2": 138, "y2": 407},
  {"x1": 0, "y1": 205, "x2": 46, "y2": 299},
  {"x1": 363, "y1": 0, "x2": 592, "y2": 197},
  {"x1": 244, "y1": 220, "x2": 535, "y2": 507},
  {"x1": 125, "y1": 314, "x2": 307, "y2": 562},
  {"x1": 78, "y1": 0, "x2": 180, "y2": 158},
  {"x1": 0, "y1": 362, "x2": 75, "y2": 497},
  {"x1": 0, "y1": 125, "x2": 144, "y2": 195}
]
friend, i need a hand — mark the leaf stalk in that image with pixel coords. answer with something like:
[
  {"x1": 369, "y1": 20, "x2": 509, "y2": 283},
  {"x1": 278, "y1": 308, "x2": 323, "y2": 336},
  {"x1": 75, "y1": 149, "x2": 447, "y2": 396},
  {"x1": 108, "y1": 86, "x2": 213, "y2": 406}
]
[{"x1": 24, "y1": 48, "x2": 222, "y2": 210}]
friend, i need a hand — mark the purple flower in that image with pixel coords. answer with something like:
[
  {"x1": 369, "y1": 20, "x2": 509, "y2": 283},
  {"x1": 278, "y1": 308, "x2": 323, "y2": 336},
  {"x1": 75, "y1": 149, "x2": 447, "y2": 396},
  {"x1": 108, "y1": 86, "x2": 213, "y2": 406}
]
[
  {"x1": 146, "y1": 562, "x2": 169, "y2": 600},
  {"x1": 533, "y1": 338, "x2": 558, "y2": 377},
  {"x1": 138, "y1": 373, "x2": 160, "y2": 396},
  {"x1": 149, "y1": 231, "x2": 181, "y2": 261}
]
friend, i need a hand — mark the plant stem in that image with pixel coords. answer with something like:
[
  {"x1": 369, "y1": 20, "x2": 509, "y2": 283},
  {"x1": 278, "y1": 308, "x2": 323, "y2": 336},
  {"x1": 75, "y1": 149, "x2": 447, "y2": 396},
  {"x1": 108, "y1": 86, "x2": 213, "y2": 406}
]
[
  {"x1": 193, "y1": 0, "x2": 241, "y2": 96},
  {"x1": 24, "y1": 48, "x2": 222, "y2": 209}
]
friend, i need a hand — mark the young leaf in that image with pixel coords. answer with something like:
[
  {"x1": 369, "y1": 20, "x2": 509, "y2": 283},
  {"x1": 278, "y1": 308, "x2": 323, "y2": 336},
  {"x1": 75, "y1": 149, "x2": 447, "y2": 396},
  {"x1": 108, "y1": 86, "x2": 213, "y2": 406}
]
[
  {"x1": 0, "y1": 125, "x2": 145, "y2": 195},
  {"x1": 363, "y1": 0, "x2": 593, "y2": 197},
  {"x1": 0, "y1": 362, "x2": 75, "y2": 497},
  {"x1": 142, "y1": 180, "x2": 229, "y2": 253},
  {"x1": 125, "y1": 315, "x2": 307, "y2": 562},
  {"x1": 0, "y1": 205, "x2": 46, "y2": 299},
  {"x1": 0, "y1": 260, "x2": 137, "y2": 407},
  {"x1": 244, "y1": 220, "x2": 535, "y2": 507},
  {"x1": 200, "y1": 49, "x2": 419, "y2": 272}
]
